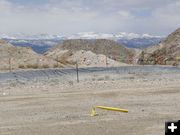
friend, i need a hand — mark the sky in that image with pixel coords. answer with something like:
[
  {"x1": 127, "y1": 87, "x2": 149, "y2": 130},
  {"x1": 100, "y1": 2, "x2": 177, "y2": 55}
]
[{"x1": 0, "y1": 0, "x2": 180, "y2": 36}]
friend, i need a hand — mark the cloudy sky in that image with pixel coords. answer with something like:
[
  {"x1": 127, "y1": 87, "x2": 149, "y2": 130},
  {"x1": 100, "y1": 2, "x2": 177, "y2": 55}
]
[{"x1": 0, "y1": 0, "x2": 180, "y2": 36}]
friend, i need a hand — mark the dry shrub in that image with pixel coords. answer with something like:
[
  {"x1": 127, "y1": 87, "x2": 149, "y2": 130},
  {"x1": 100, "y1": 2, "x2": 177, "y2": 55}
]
[
  {"x1": 19, "y1": 64, "x2": 25, "y2": 69},
  {"x1": 173, "y1": 62, "x2": 178, "y2": 67},
  {"x1": 97, "y1": 77, "x2": 104, "y2": 81},
  {"x1": 53, "y1": 64, "x2": 59, "y2": 68},
  {"x1": 27, "y1": 64, "x2": 39, "y2": 69}
]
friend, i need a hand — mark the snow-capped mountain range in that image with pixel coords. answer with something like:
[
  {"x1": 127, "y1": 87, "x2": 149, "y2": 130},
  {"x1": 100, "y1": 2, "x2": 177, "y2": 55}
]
[
  {"x1": 0, "y1": 33, "x2": 64, "y2": 40},
  {"x1": 67, "y1": 32, "x2": 163, "y2": 40},
  {"x1": 1, "y1": 32, "x2": 164, "y2": 53},
  {"x1": 0, "y1": 32, "x2": 163, "y2": 40}
]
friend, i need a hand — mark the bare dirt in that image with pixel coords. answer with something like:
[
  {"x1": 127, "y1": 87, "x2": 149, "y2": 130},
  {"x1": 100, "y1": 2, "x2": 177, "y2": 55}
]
[
  {"x1": 45, "y1": 49, "x2": 127, "y2": 67},
  {"x1": 0, "y1": 67, "x2": 180, "y2": 135},
  {"x1": 0, "y1": 40, "x2": 62, "y2": 71}
]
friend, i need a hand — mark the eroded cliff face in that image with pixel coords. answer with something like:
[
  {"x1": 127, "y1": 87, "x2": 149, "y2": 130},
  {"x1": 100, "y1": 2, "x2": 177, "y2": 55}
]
[{"x1": 138, "y1": 28, "x2": 180, "y2": 65}]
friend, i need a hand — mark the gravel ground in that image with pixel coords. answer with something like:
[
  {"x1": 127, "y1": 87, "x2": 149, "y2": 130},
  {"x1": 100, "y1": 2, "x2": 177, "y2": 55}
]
[{"x1": 0, "y1": 66, "x2": 180, "y2": 135}]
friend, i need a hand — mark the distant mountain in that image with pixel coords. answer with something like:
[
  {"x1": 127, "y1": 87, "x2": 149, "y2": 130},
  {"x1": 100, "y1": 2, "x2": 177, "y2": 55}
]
[
  {"x1": 0, "y1": 33, "x2": 64, "y2": 40},
  {"x1": 5, "y1": 39, "x2": 62, "y2": 54},
  {"x1": 67, "y1": 32, "x2": 162, "y2": 40},
  {"x1": 1, "y1": 32, "x2": 163, "y2": 53},
  {"x1": 138, "y1": 28, "x2": 180, "y2": 65},
  {"x1": 117, "y1": 37, "x2": 162, "y2": 49},
  {"x1": 68, "y1": 32, "x2": 163, "y2": 49},
  {"x1": 45, "y1": 39, "x2": 136, "y2": 65}
]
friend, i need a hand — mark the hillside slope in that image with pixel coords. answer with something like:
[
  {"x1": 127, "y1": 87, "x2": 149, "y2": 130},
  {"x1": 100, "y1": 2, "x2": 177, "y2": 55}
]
[
  {"x1": 45, "y1": 39, "x2": 135, "y2": 65},
  {"x1": 138, "y1": 28, "x2": 180, "y2": 65},
  {"x1": 45, "y1": 49, "x2": 128, "y2": 67},
  {"x1": 0, "y1": 40, "x2": 61, "y2": 71}
]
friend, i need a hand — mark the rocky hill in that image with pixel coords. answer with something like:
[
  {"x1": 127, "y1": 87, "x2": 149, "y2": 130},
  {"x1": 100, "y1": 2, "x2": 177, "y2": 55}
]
[
  {"x1": 45, "y1": 49, "x2": 128, "y2": 67},
  {"x1": 138, "y1": 28, "x2": 180, "y2": 65},
  {"x1": 0, "y1": 40, "x2": 62, "y2": 71},
  {"x1": 45, "y1": 39, "x2": 135, "y2": 65}
]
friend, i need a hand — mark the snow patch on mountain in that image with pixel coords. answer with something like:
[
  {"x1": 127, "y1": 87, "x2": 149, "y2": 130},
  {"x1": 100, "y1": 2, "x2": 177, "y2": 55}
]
[
  {"x1": 0, "y1": 32, "x2": 164, "y2": 40},
  {"x1": 0, "y1": 33, "x2": 65, "y2": 40}
]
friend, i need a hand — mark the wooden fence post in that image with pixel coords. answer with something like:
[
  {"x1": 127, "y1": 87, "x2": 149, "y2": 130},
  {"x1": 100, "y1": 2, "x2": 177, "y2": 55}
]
[{"x1": 76, "y1": 61, "x2": 79, "y2": 83}]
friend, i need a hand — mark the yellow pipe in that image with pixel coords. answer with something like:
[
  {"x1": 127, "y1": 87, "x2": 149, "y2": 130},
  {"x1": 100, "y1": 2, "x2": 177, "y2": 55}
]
[
  {"x1": 96, "y1": 106, "x2": 128, "y2": 113},
  {"x1": 90, "y1": 106, "x2": 128, "y2": 116}
]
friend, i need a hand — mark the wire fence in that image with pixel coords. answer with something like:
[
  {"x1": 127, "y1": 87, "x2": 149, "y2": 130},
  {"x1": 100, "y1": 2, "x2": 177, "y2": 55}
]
[
  {"x1": 1, "y1": 55, "x2": 180, "y2": 85},
  {"x1": 1, "y1": 64, "x2": 180, "y2": 85}
]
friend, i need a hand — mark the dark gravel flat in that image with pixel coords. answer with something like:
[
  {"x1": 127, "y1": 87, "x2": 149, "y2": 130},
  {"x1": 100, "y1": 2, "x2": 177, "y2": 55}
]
[{"x1": 0, "y1": 66, "x2": 180, "y2": 84}]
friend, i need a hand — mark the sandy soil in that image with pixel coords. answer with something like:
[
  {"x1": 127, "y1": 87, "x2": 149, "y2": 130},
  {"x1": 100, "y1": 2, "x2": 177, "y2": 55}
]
[{"x1": 0, "y1": 68, "x2": 180, "y2": 135}]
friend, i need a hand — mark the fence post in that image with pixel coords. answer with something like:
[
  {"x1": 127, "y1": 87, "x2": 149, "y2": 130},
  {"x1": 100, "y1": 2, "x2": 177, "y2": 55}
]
[
  {"x1": 57, "y1": 56, "x2": 59, "y2": 68},
  {"x1": 76, "y1": 61, "x2": 79, "y2": 83},
  {"x1": 9, "y1": 58, "x2": 12, "y2": 72},
  {"x1": 105, "y1": 56, "x2": 108, "y2": 67}
]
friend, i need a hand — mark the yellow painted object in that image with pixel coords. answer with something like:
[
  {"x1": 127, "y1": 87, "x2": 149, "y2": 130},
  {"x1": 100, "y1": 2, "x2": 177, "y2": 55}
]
[
  {"x1": 96, "y1": 106, "x2": 128, "y2": 113},
  {"x1": 91, "y1": 106, "x2": 128, "y2": 116},
  {"x1": 90, "y1": 107, "x2": 98, "y2": 117}
]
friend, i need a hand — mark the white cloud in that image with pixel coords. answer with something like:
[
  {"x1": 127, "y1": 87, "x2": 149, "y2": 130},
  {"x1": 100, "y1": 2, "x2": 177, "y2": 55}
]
[
  {"x1": 117, "y1": 10, "x2": 134, "y2": 19},
  {"x1": 0, "y1": 0, "x2": 11, "y2": 12},
  {"x1": 0, "y1": 0, "x2": 179, "y2": 35},
  {"x1": 132, "y1": 1, "x2": 180, "y2": 34}
]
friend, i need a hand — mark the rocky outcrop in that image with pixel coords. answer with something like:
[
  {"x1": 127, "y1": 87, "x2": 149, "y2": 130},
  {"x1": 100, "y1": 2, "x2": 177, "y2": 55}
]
[
  {"x1": 0, "y1": 40, "x2": 62, "y2": 71},
  {"x1": 45, "y1": 49, "x2": 127, "y2": 67},
  {"x1": 45, "y1": 39, "x2": 135, "y2": 65},
  {"x1": 138, "y1": 28, "x2": 180, "y2": 65}
]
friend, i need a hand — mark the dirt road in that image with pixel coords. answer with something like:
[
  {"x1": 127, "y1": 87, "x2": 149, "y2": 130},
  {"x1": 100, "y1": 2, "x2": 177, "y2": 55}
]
[{"x1": 0, "y1": 67, "x2": 180, "y2": 135}]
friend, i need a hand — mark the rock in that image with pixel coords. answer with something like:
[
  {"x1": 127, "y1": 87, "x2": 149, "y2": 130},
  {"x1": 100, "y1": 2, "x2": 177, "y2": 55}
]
[
  {"x1": 0, "y1": 39, "x2": 62, "y2": 71},
  {"x1": 44, "y1": 39, "x2": 135, "y2": 67},
  {"x1": 138, "y1": 28, "x2": 180, "y2": 65}
]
